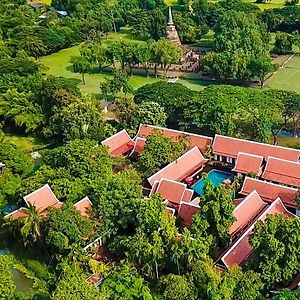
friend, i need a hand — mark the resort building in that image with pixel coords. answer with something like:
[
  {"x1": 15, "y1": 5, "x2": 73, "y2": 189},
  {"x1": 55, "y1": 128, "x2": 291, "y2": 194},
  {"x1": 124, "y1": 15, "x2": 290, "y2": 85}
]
[{"x1": 232, "y1": 152, "x2": 264, "y2": 176}]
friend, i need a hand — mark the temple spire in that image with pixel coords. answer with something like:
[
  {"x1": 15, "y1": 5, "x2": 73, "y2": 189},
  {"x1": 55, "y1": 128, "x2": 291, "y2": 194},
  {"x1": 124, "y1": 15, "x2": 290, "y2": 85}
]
[{"x1": 168, "y1": 6, "x2": 174, "y2": 25}]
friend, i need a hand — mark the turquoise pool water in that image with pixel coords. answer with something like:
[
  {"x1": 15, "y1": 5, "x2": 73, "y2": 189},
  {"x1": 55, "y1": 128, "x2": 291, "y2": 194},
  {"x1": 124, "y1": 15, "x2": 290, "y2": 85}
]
[{"x1": 192, "y1": 170, "x2": 232, "y2": 196}]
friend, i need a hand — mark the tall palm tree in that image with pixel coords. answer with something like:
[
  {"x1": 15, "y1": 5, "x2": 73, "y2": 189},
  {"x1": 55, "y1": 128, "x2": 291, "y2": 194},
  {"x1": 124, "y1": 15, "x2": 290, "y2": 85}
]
[{"x1": 20, "y1": 203, "x2": 43, "y2": 246}]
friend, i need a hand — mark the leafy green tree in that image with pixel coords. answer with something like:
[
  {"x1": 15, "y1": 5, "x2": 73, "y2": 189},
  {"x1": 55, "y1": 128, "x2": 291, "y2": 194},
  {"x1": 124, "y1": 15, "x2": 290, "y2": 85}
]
[
  {"x1": 248, "y1": 55, "x2": 276, "y2": 88},
  {"x1": 129, "y1": 101, "x2": 167, "y2": 131},
  {"x1": 47, "y1": 98, "x2": 115, "y2": 142},
  {"x1": 273, "y1": 32, "x2": 294, "y2": 54},
  {"x1": 272, "y1": 288, "x2": 300, "y2": 300},
  {"x1": 250, "y1": 215, "x2": 300, "y2": 289},
  {"x1": 100, "y1": 263, "x2": 152, "y2": 300},
  {"x1": 192, "y1": 180, "x2": 235, "y2": 248},
  {"x1": 137, "y1": 133, "x2": 187, "y2": 177},
  {"x1": 251, "y1": 112, "x2": 273, "y2": 143},
  {"x1": 52, "y1": 264, "x2": 107, "y2": 300},
  {"x1": 0, "y1": 89, "x2": 44, "y2": 132},
  {"x1": 72, "y1": 57, "x2": 92, "y2": 85},
  {"x1": 0, "y1": 256, "x2": 16, "y2": 299},
  {"x1": 159, "y1": 274, "x2": 197, "y2": 300}
]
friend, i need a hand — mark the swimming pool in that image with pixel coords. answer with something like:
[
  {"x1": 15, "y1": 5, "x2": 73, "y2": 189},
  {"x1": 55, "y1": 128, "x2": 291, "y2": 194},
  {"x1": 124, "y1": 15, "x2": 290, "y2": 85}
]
[{"x1": 192, "y1": 169, "x2": 232, "y2": 196}]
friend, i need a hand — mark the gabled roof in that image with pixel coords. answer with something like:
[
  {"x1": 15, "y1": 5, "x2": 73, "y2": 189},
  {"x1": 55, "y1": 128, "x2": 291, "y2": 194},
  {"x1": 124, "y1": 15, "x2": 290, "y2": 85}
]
[
  {"x1": 5, "y1": 207, "x2": 28, "y2": 220},
  {"x1": 212, "y1": 135, "x2": 300, "y2": 161},
  {"x1": 131, "y1": 137, "x2": 146, "y2": 154},
  {"x1": 150, "y1": 179, "x2": 193, "y2": 204},
  {"x1": 241, "y1": 177, "x2": 299, "y2": 208},
  {"x1": 136, "y1": 124, "x2": 213, "y2": 152},
  {"x1": 178, "y1": 202, "x2": 200, "y2": 227},
  {"x1": 101, "y1": 129, "x2": 134, "y2": 157},
  {"x1": 232, "y1": 152, "x2": 263, "y2": 176},
  {"x1": 24, "y1": 184, "x2": 62, "y2": 212},
  {"x1": 229, "y1": 191, "x2": 267, "y2": 235},
  {"x1": 74, "y1": 196, "x2": 92, "y2": 218},
  {"x1": 261, "y1": 157, "x2": 300, "y2": 188},
  {"x1": 221, "y1": 198, "x2": 295, "y2": 268},
  {"x1": 148, "y1": 147, "x2": 207, "y2": 186}
]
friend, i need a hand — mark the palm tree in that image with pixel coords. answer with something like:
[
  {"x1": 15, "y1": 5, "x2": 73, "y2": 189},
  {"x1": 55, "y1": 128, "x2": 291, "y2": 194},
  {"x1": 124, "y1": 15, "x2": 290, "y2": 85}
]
[{"x1": 20, "y1": 203, "x2": 43, "y2": 246}]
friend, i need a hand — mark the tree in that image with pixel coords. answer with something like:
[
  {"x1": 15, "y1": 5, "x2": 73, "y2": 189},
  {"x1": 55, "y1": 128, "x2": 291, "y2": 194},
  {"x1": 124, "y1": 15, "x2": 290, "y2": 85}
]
[
  {"x1": 159, "y1": 274, "x2": 197, "y2": 300},
  {"x1": 100, "y1": 264, "x2": 152, "y2": 300},
  {"x1": 0, "y1": 256, "x2": 16, "y2": 299},
  {"x1": 137, "y1": 133, "x2": 187, "y2": 177},
  {"x1": 273, "y1": 32, "x2": 294, "y2": 54},
  {"x1": 129, "y1": 101, "x2": 167, "y2": 131},
  {"x1": 251, "y1": 112, "x2": 273, "y2": 143},
  {"x1": 52, "y1": 264, "x2": 107, "y2": 300},
  {"x1": 249, "y1": 215, "x2": 300, "y2": 289},
  {"x1": 72, "y1": 57, "x2": 91, "y2": 85},
  {"x1": 47, "y1": 98, "x2": 115, "y2": 142},
  {"x1": 192, "y1": 180, "x2": 235, "y2": 248},
  {"x1": 248, "y1": 55, "x2": 276, "y2": 88},
  {"x1": 272, "y1": 288, "x2": 300, "y2": 300}
]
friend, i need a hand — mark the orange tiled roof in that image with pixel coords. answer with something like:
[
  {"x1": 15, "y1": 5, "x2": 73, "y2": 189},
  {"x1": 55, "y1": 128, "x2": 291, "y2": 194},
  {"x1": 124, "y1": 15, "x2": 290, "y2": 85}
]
[
  {"x1": 101, "y1": 129, "x2": 134, "y2": 157},
  {"x1": 221, "y1": 198, "x2": 295, "y2": 268},
  {"x1": 261, "y1": 157, "x2": 300, "y2": 188},
  {"x1": 229, "y1": 191, "x2": 267, "y2": 235},
  {"x1": 5, "y1": 207, "x2": 28, "y2": 220},
  {"x1": 148, "y1": 147, "x2": 207, "y2": 186},
  {"x1": 74, "y1": 196, "x2": 92, "y2": 218},
  {"x1": 136, "y1": 124, "x2": 213, "y2": 152},
  {"x1": 24, "y1": 184, "x2": 62, "y2": 212},
  {"x1": 213, "y1": 135, "x2": 300, "y2": 161},
  {"x1": 241, "y1": 177, "x2": 299, "y2": 209},
  {"x1": 232, "y1": 152, "x2": 263, "y2": 175}
]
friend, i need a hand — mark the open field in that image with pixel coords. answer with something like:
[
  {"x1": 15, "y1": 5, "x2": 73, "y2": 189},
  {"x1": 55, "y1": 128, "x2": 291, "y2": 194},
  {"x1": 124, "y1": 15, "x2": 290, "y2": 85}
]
[{"x1": 267, "y1": 55, "x2": 300, "y2": 93}]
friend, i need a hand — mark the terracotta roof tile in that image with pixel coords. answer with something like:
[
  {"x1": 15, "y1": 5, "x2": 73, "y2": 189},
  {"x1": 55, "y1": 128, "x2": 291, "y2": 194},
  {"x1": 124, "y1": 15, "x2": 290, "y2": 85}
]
[
  {"x1": 101, "y1": 129, "x2": 134, "y2": 157},
  {"x1": 24, "y1": 184, "x2": 61, "y2": 212},
  {"x1": 5, "y1": 207, "x2": 28, "y2": 220},
  {"x1": 221, "y1": 198, "x2": 295, "y2": 268},
  {"x1": 74, "y1": 196, "x2": 92, "y2": 218},
  {"x1": 131, "y1": 137, "x2": 146, "y2": 154},
  {"x1": 232, "y1": 152, "x2": 263, "y2": 175},
  {"x1": 150, "y1": 179, "x2": 187, "y2": 204},
  {"x1": 136, "y1": 124, "x2": 213, "y2": 152},
  {"x1": 261, "y1": 157, "x2": 300, "y2": 188},
  {"x1": 241, "y1": 177, "x2": 298, "y2": 208},
  {"x1": 229, "y1": 191, "x2": 267, "y2": 235},
  {"x1": 213, "y1": 135, "x2": 300, "y2": 161},
  {"x1": 148, "y1": 147, "x2": 207, "y2": 186},
  {"x1": 178, "y1": 202, "x2": 200, "y2": 227},
  {"x1": 182, "y1": 189, "x2": 194, "y2": 203}
]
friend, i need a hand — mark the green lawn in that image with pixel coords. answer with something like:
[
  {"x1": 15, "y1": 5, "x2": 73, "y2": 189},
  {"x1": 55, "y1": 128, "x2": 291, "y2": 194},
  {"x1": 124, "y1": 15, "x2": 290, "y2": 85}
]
[{"x1": 267, "y1": 55, "x2": 300, "y2": 93}]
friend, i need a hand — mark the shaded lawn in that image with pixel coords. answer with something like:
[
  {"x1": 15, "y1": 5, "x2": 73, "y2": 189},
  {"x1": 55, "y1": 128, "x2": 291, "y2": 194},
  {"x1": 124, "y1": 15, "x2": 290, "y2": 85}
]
[{"x1": 267, "y1": 55, "x2": 300, "y2": 94}]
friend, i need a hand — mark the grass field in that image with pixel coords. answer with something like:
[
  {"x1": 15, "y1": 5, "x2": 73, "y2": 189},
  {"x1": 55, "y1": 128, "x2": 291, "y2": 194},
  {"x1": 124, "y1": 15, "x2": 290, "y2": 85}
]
[{"x1": 267, "y1": 55, "x2": 300, "y2": 93}]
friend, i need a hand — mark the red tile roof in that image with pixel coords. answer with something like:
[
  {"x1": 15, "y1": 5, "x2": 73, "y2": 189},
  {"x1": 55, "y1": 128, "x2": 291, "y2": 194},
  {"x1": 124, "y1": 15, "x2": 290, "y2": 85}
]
[
  {"x1": 232, "y1": 152, "x2": 263, "y2": 176},
  {"x1": 221, "y1": 198, "x2": 295, "y2": 268},
  {"x1": 241, "y1": 177, "x2": 299, "y2": 209},
  {"x1": 148, "y1": 147, "x2": 207, "y2": 186},
  {"x1": 213, "y1": 135, "x2": 300, "y2": 161},
  {"x1": 5, "y1": 207, "x2": 28, "y2": 220},
  {"x1": 131, "y1": 137, "x2": 146, "y2": 154},
  {"x1": 24, "y1": 184, "x2": 62, "y2": 212},
  {"x1": 229, "y1": 191, "x2": 267, "y2": 235},
  {"x1": 136, "y1": 124, "x2": 213, "y2": 152},
  {"x1": 74, "y1": 196, "x2": 92, "y2": 218},
  {"x1": 182, "y1": 189, "x2": 194, "y2": 203},
  {"x1": 150, "y1": 179, "x2": 186, "y2": 204},
  {"x1": 178, "y1": 202, "x2": 200, "y2": 227},
  {"x1": 101, "y1": 129, "x2": 134, "y2": 157},
  {"x1": 261, "y1": 157, "x2": 300, "y2": 188}
]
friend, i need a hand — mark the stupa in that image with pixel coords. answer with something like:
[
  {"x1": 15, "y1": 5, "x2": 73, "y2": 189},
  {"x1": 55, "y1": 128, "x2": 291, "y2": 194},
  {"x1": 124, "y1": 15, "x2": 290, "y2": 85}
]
[{"x1": 166, "y1": 7, "x2": 181, "y2": 47}]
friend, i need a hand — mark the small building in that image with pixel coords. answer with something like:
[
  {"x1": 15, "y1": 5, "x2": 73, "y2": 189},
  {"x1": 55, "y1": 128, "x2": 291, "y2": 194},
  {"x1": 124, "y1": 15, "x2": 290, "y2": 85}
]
[
  {"x1": 261, "y1": 156, "x2": 300, "y2": 189},
  {"x1": 240, "y1": 177, "x2": 299, "y2": 211},
  {"x1": 232, "y1": 152, "x2": 264, "y2": 176},
  {"x1": 101, "y1": 129, "x2": 134, "y2": 157},
  {"x1": 74, "y1": 196, "x2": 93, "y2": 218},
  {"x1": 136, "y1": 124, "x2": 213, "y2": 154},
  {"x1": 220, "y1": 198, "x2": 295, "y2": 269},
  {"x1": 147, "y1": 147, "x2": 208, "y2": 186},
  {"x1": 150, "y1": 179, "x2": 194, "y2": 207},
  {"x1": 178, "y1": 202, "x2": 200, "y2": 227},
  {"x1": 212, "y1": 135, "x2": 300, "y2": 165}
]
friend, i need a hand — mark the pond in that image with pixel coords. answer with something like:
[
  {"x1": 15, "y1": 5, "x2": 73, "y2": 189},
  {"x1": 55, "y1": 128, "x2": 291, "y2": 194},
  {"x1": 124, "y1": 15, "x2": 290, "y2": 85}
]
[{"x1": 0, "y1": 248, "x2": 34, "y2": 292}]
